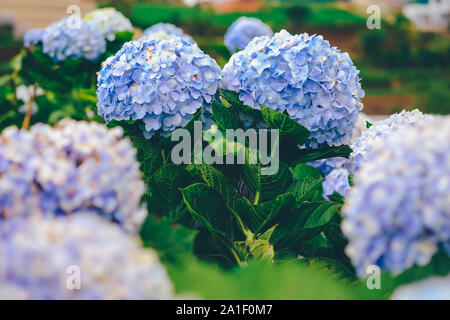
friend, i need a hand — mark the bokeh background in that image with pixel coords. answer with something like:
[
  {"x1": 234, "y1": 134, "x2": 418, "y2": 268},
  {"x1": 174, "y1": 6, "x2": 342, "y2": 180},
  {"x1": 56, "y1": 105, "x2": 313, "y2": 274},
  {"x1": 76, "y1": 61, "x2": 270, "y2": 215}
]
[{"x1": 0, "y1": 0, "x2": 449, "y2": 116}]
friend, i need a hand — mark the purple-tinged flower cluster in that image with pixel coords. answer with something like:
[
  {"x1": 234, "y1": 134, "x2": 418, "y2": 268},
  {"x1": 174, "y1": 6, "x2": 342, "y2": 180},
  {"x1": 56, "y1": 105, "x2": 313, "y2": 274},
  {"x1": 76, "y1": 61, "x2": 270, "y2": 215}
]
[
  {"x1": 0, "y1": 119, "x2": 146, "y2": 233},
  {"x1": 142, "y1": 23, "x2": 195, "y2": 44},
  {"x1": 84, "y1": 7, "x2": 133, "y2": 42},
  {"x1": 97, "y1": 38, "x2": 222, "y2": 138},
  {"x1": 0, "y1": 215, "x2": 173, "y2": 300},
  {"x1": 322, "y1": 168, "x2": 351, "y2": 200},
  {"x1": 351, "y1": 109, "x2": 428, "y2": 173},
  {"x1": 224, "y1": 17, "x2": 273, "y2": 53},
  {"x1": 392, "y1": 276, "x2": 450, "y2": 300},
  {"x1": 24, "y1": 18, "x2": 106, "y2": 62},
  {"x1": 342, "y1": 116, "x2": 450, "y2": 276},
  {"x1": 222, "y1": 30, "x2": 364, "y2": 148}
]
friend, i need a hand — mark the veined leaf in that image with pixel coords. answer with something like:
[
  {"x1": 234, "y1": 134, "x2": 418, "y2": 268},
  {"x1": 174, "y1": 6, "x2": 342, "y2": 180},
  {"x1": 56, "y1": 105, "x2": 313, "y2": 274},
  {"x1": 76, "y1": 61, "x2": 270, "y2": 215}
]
[
  {"x1": 260, "y1": 104, "x2": 310, "y2": 145},
  {"x1": 211, "y1": 99, "x2": 241, "y2": 130}
]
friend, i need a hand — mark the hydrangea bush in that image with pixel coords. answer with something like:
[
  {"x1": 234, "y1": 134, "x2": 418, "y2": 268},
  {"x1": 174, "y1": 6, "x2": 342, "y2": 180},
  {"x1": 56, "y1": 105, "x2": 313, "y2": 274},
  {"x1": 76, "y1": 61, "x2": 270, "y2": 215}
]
[
  {"x1": 224, "y1": 17, "x2": 273, "y2": 53},
  {"x1": 343, "y1": 116, "x2": 449, "y2": 275},
  {"x1": 222, "y1": 30, "x2": 364, "y2": 148},
  {"x1": 2, "y1": 10, "x2": 447, "y2": 300},
  {"x1": 96, "y1": 37, "x2": 222, "y2": 138},
  {"x1": 143, "y1": 23, "x2": 195, "y2": 44},
  {"x1": 0, "y1": 214, "x2": 173, "y2": 299},
  {"x1": 0, "y1": 119, "x2": 146, "y2": 233}
]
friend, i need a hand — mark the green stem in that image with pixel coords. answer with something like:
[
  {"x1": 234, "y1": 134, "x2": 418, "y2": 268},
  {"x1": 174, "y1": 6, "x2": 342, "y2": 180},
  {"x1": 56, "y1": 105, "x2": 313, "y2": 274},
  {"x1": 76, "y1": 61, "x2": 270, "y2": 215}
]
[
  {"x1": 231, "y1": 248, "x2": 246, "y2": 267},
  {"x1": 253, "y1": 190, "x2": 260, "y2": 205}
]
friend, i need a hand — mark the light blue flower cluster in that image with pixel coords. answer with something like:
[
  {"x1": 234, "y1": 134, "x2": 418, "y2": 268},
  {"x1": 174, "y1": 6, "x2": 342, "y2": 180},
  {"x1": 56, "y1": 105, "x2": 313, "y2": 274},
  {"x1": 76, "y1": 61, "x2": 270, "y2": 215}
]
[
  {"x1": 309, "y1": 157, "x2": 350, "y2": 176},
  {"x1": 342, "y1": 116, "x2": 450, "y2": 276},
  {"x1": 0, "y1": 215, "x2": 174, "y2": 299},
  {"x1": 222, "y1": 30, "x2": 364, "y2": 148},
  {"x1": 322, "y1": 168, "x2": 351, "y2": 200},
  {"x1": 23, "y1": 28, "x2": 45, "y2": 47},
  {"x1": 142, "y1": 23, "x2": 195, "y2": 44},
  {"x1": 392, "y1": 276, "x2": 450, "y2": 300},
  {"x1": 97, "y1": 38, "x2": 222, "y2": 138},
  {"x1": 84, "y1": 7, "x2": 133, "y2": 42},
  {"x1": 309, "y1": 157, "x2": 351, "y2": 200},
  {"x1": 0, "y1": 119, "x2": 146, "y2": 233},
  {"x1": 351, "y1": 109, "x2": 428, "y2": 173},
  {"x1": 224, "y1": 17, "x2": 273, "y2": 53},
  {"x1": 24, "y1": 17, "x2": 106, "y2": 62}
]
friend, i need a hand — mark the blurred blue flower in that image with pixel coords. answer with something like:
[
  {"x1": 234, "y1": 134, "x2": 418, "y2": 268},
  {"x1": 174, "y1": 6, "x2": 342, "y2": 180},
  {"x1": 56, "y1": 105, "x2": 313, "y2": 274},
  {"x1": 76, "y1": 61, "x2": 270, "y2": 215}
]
[
  {"x1": 97, "y1": 38, "x2": 222, "y2": 138},
  {"x1": 23, "y1": 28, "x2": 45, "y2": 47},
  {"x1": 309, "y1": 157, "x2": 350, "y2": 176},
  {"x1": 142, "y1": 23, "x2": 195, "y2": 44},
  {"x1": 25, "y1": 17, "x2": 106, "y2": 62},
  {"x1": 343, "y1": 116, "x2": 450, "y2": 276},
  {"x1": 84, "y1": 7, "x2": 133, "y2": 42},
  {"x1": 222, "y1": 30, "x2": 364, "y2": 148},
  {"x1": 0, "y1": 214, "x2": 174, "y2": 299},
  {"x1": 224, "y1": 17, "x2": 273, "y2": 53},
  {"x1": 392, "y1": 276, "x2": 450, "y2": 300},
  {"x1": 0, "y1": 119, "x2": 146, "y2": 233},
  {"x1": 351, "y1": 109, "x2": 428, "y2": 173},
  {"x1": 322, "y1": 168, "x2": 351, "y2": 200}
]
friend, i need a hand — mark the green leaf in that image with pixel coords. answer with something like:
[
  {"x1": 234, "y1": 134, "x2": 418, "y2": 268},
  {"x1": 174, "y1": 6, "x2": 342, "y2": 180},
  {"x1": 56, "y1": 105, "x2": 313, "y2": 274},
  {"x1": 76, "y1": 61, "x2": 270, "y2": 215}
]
[
  {"x1": 285, "y1": 145, "x2": 353, "y2": 167},
  {"x1": 304, "y1": 202, "x2": 342, "y2": 229},
  {"x1": 211, "y1": 100, "x2": 241, "y2": 130},
  {"x1": 146, "y1": 164, "x2": 190, "y2": 216},
  {"x1": 287, "y1": 176, "x2": 324, "y2": 204},
  {"x1": 260, "y1": 104, "x2": 310, "y2": 145},
  {"x1": 195, "y1": 164, "x2": 238, "y2": 211},
  {"x1": 291, "y1": 163, "x2": 322, "y2": 180},
  {"x1": 218, "y1": 88, "x2": 261, "y2": 117},
  {"x1": 254, "y1": 193, "x2": 295, "y2": 234},
  {"x1": 140, "y1": 214, "x2": 197, "y2": 263},
  {"x1": 260, "y1": 161, "x2": 292, "y2": 202},
  {"x1": 181, "y1": 183, "x2": 236, "y2": 244}
]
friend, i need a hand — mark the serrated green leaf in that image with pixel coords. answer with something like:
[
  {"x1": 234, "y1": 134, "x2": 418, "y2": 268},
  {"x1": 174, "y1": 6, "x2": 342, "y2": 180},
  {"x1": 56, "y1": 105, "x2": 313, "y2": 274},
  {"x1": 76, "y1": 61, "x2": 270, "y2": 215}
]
[
  {"x1": 195, "y1": 164, "x2": 238, "y2": 210},
  {"x1": 211, "y1": 100, "x2": 240, "y2": 130},
  {"x1": 288, "y1": 176, "x2": 324, "y2": 204},
  {"x1": 304, "y1": 203, "x2": 341, "y2": 229},
  {"x1": 285, "y1": 144, "x2": 353, "y2": 167},
  {"x1": 181, "y1": 183, "x2": 236, "y2": 245},
  {"x1": 147, "y1": 164, "x2": 190, "y2": 216},
  {"x1": 260, "y1": 161, "x2": 292, "y2": 202},
  {"x1": 254, "y1": 193, "x2": 295, "y2": 234},
  {"x1": 260, "y1": 104, "x2": 310, "y2": 145}
]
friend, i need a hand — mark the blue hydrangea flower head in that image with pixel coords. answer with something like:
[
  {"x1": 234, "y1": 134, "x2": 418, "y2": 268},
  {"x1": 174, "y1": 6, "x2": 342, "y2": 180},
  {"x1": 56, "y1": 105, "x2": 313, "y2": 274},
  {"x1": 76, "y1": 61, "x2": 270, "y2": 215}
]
[
  {"x1": 342, "y1": 116, "x2": 450, "y2": 276},
  {"x1": 97, "y1": 38, "x2": 222, "y2": 138},
  {"x1": 0, "y1": 215, "x2": 174, "y2": 299},
  {"x1": 142, "y1": 23, "x2": 195, "y2": 44},
  {"x1": 224, "y1": 17, "x2": 273, "y2": 53},
  {"x1": 392, "y1": 276, "x2": 450, "y2": 300},
  {"x1": 84, "y1": 7, "x2": 133, "y2": 42},
  {"x1": 222, "y1": 30, "x2": 365, "y2": 148},
  {"x1": 23, "y1": 28, "x2": 45, "y2": 47},
  {"x1": 0, "y1": 119, "x2": 146, "y2": 233},
  {"x1": 351, "y1": 109, "x2": 428, "y2": 173},
  {"x1": 322, "y1": 168, "x2": 351, "y2": 200},
  {"x1": 38, "y1": 17, "x2": 106, "y2": 61}
]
